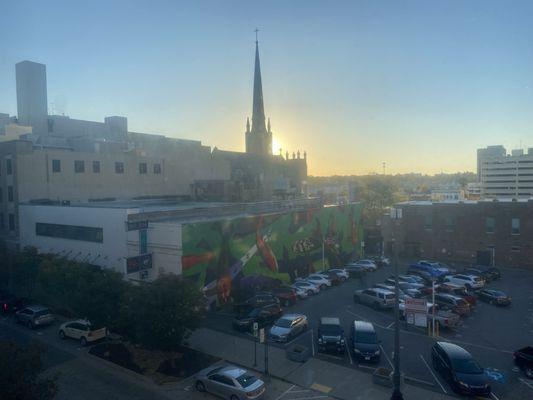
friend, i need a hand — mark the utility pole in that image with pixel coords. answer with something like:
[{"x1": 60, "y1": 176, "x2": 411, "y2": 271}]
[
  {"x1": 391, "y1": 208, "x2": 403, "y2": 400},
  {"x1": 322, "y1": 234, "x2": 325, "y2": 271}
]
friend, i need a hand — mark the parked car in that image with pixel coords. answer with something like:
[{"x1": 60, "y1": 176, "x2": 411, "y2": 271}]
[
  {"x1": 232, "y1": 304, "x2": 283, "y2": 332},
  {"x1": 305, "y1": 274, "x2": 332, "y2": 289},
  {"x1": 398, "y1": 275, "x2": 425, "y2": 285},
  {"x1": 385, "y1": 277, "x2": 425, "y2": 290},
  {"x1": 370, "y1": 256, "x2": 390, "y2": 267},
  {"x1": 292, "y1": 280, "x2": 320, "y2": 295},
  {"x1": 327, "y1": 268, "x2": 349, "y2": 281},
  {"x1": 269, "y1": 314, "x2": 308, "y2": 342},
  {"x1": 399, "y1": 301, "x2": 460, "y2": 329},
  {"x1": 0, "y1": 292, "x2": 26, "y2": 314},
  {"x1": 470, "y1": 265, "x2": 501, "y2": 281},
  {"x1": 194, "y1": 364, "x2": 266, "y2": 399},
  {"x1": 513, "y1": 347, "x2": 533, "y2": 379},
  {"x1": 316, "y1": 271, "x2": 342, "y2": 286},
  {"x1": 245, "y1": 293, "x2": 280, "y2": 308},
  {"x1": 477, "y1": 289, "x2": 511, "y2": 306},
  {"x1": 58, "y1": 319, "x2": 108, "y2": 346},
  {"x1": 15, "y1": 305, "x2": 54, "y2": 329},
  {"x1": 373, "y1": 283, "x2": 415, "y2": 301},
  {"x1": 419, "y1": 260, "x2": 455, "y2": 274},
  {"x1": 350, "y1": 320, "x2": 381, "y2": 362},
  {"x1": 344, "y1": 264, "x2": 367, "y2": 278},
  {"x1": 408, "y1": 262, "x2": 448, "y2": 281},
  {"x1": 353, "y1": 288, "x2": 395, "y2": 310},
  {"x1": 270, "y1": 286, "x2": 297, "y2": 307},
  {"x1": 463, "y1": 267, "x2": 494, "y2": 283},
  {"x1": 437, "y1": 283, "x2": 477, "y2": 306},
  {"x1": 443, "y1": 274, "x2": 484, "y2": 290},
  {"x1": 433, "y1": 294, "x2": 470, "y2": 316},
  {"x1": 290, "y1": 285, "x2": 309, "y2": 299},
  {"x1": 351, "y1": 259, "x2": 378, "y2": 271},
  {"x1": 317, "y1": 317, "x2": 345, "y2": 354},
  {"x1": 431, "y1": 341, "x2": 491, "y2": 396}
]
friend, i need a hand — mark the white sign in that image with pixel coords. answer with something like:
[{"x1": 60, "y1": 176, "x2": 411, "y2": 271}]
[
  {"x1": 414, "y1": 313, "x2": 428, "y2": 327},
  {"x1": 405, "y1": 298, "x2": 427, "y2": 313},
  {"x1": 406, "y1": 312, "x2": 415, "y2": 325},
  {"x1": 253, "y1": 322, "x2": 259, "y2": 337},
  {"x1": 259, "y1": 328, "x2": 265, "y2": 344}
]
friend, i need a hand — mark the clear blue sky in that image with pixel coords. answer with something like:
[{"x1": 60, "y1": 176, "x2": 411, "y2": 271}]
[{"x1": 2, "y1": 0, "x2": 533, "y2": 175}]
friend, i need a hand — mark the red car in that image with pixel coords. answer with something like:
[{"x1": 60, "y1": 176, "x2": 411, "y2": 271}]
[{"x1": 437, "y1": 283, "x2": 476, "y2": 306}]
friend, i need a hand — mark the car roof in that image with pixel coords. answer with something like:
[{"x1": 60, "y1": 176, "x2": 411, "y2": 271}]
[
  {"x1": 220, "y1": 365, "x2": 247, "y2": 378},
  {"x1": 320, "y1": 317, "x2": 340, "y2": 325},
  {"x1": 436, "y1": 341, "x2": 472, "y2": 359},
  {"x1": 371, "y1": 288, "x2": 394, "y2": 294},
  {"x1": 280, "y1": 313, "x2": 305, "y2": 321},
  {"x1": 353, "y1": 320, "x2": 375, "y2": 332}
]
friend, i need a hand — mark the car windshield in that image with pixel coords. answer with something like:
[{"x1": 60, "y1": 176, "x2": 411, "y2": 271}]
[
  {"x1": 489, "y1": 290, "x2": 506, "y2": 297},
  {"x1": 236, "y1": 373, "x2": 258, "y2": 388},
  {"x1": 35, "y1": 309, "x2": 50, "y2": 317},
  {"x1": 275, "y1": 318, "x2": 292, "y2": 328},
  {"x1": 452, "y1": 358, "x2": 483, "y2": 374},
  {"x1": 355, "y1": 331, "x2": 378, "y2": 344},
  {"x1": 320, "y1": 325, "x2": 341, "y2": 335}
]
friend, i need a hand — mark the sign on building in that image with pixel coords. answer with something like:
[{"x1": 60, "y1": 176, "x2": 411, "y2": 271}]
[
  {"x1": 126, "y1": 220, "x2": 148, "y2": 231},
  {"x1": 126, "y1": 253, "x2": 152, "y2": 274}
]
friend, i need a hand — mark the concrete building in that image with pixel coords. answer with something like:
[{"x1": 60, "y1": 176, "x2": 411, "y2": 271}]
[
  {"x1": 15, "y1": 61, "x2": 48, "y2": 135},
  {"x1": 381, "y1": 199, "x2": 533, "y2": 270},
  {"x1": 477, "y1": 145, "x2": 533, "y2": 198}
]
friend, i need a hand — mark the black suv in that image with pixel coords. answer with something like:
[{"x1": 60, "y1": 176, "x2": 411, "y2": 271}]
[
  {"x1": 431, "y1": 341, "x2": 490, "y2": 396},
  {"x1": 232, "y1": 304, "x2": 282, "y2": 332},
  {"x1": 317, "y1": 317, "x2": 345, "y2": 354}
]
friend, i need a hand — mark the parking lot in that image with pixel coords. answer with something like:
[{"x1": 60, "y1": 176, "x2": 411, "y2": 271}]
[{"x1": 206, "y1": 262, "x2": 533, "y2": 400}]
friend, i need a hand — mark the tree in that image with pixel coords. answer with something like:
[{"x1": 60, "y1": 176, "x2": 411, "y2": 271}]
[
  {"x1": 121, "y1": 275, "x2": 204, "y2": 352},
  {"x1": 0, "y1": 341, "x2": 58, "y2": 400}
]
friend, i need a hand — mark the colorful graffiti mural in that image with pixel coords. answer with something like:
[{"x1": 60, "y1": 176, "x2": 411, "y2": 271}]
[{"x1": 182, "y1": 203, "x2": 363, "y2": 305}]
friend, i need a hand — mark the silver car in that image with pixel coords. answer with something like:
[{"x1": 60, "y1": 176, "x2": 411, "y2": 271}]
[
  {"x1": 194, "y1": 364, "x2": 265, "y2": 399},
  {"x1": 269, "y1": 313, "x2": 308, "y2": 342},
  {"x1": 15, "y1": 305, "x2": 54, "y2": 329}
]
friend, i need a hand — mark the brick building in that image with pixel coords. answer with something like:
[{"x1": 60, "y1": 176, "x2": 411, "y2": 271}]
[{"x1": 382, "y1": 199, "x2": 533, "y2": 269}]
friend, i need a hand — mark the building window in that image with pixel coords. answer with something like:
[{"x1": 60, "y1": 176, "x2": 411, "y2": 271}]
[
  {"x1": 139, "y1": 163, "x2": 147, "y2": 174},
  {"x1": 485, "y1": 217, "x2": 495, "y2": 234},
  {"x1": 7, "y1": 186, "x2": 13, "y2": 202},
  {"x1": 445, "y1": 216, "x2": 455, "y2": 232},
  {"x1": 74, "y1": 160, "x2": 85, "y2": 173},
  {"x1": 139, "y1": 229, "x2": 147, "y2": 254},
  {"x1": 52, "y1": 159, "x2": 61, "y2": 173},
  {"x1": 115, "y1": 162, "x2": 124, "y2": 174},
  {"x1": 93, "y1": 161, "x2": 101, "y2": 173},
  {"x1": 8, "y1": 214, "x2": 14, "y2": 231},
  {"x1": 35, "y1": 222, "x2": 103, "y2": 243},
  {"x1": 6, "y1": 158, "x2": 12, "y2": 175},
  {"x1": 511, "y1": 218, "x2": 520, "y2": 235},
  {"x1": 153, "y1": 163, "x2": 161, "y2": 174}
]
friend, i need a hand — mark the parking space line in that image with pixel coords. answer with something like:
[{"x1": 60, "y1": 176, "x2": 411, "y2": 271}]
[
  {"x1": 380, "y1": 345, "x2": 393, "y2": 369},
  {"x1": 490, "y1": 392, "x2": 501, "y2": 400},
  {"x1": 519, "y1": 377, "x2": 533, "y2": 391},
  {"x1": 286, "y1": 389, "x2": 314, "y2": 394},
  {"x1": 419, "y1": 354, "x2": 447, "y2": 394},
  {"x1": 345, "y1": 341, "x2": 353, "y2": 365},
  {"x1": 274, "y1": 384, "x2": 295, "y2": 400}
]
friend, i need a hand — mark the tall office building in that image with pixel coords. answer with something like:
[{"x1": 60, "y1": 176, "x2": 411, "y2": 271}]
[{"x1": 16, "y1": 61, "x2": 48, "y2": 134}]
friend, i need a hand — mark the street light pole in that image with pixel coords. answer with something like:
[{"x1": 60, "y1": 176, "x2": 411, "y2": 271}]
[
  {"x1": 322, "y1": 234, "x2": 325, "y2": 271},
  {"x1": 391, "y1": 208, "x2": 404, "y2": 400}
]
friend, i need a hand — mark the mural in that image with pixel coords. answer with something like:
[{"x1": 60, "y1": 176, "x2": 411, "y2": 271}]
[{"x1": 182, "y1": 203, "x2": 363, "y2": 306}]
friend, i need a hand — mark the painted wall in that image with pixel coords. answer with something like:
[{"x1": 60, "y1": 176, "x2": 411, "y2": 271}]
[{"x1": 182, "y1": 203, "x2": 363, "y2": 305}]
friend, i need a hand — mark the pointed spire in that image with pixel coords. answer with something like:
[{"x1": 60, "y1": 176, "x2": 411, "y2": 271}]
[{"x1": 251, "y1": 32, "x2": 267, "y2": 135}]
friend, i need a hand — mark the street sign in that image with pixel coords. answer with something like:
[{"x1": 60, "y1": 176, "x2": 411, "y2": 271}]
[
  {"x1": 126, "y1": 253, "x2": 153, "y2": 274},
  {"x1": 405, "y1": 298, "x2": 427, "y2": 314},
  {"x1": 259, "y1": 328, "x2": 265, "y2": 343},
  {"x1": 253, "y1": 322, "x2": 259, "y2": 337}
]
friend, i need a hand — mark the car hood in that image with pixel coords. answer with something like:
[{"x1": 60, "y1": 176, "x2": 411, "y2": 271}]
[
  {"x1": 320, "y1": 334, "x2": 342, "y2": 342},
  {"x1": 454, "y1": 372, "x2": 489, "y2": 387},
  {"x1": 244, "y1": 379, "x2": 264, "y2": 393},
  {"x1": 270, "y1": 325, "x2": 291, "y2": 336}
]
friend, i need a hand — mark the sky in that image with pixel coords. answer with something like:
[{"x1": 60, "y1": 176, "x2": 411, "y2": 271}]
[{"x1": 2, "y1": 0, "x2": 533, "y2": 176}]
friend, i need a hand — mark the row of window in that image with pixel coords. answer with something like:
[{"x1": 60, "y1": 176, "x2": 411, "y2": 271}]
[
  {"x1": 0, "y1": 213, "x2": 15, "y2": 231},
  {"x1": 424, "y1": 216, "x2": 521, "y2": 234},
  {"x1": 52, "y1": 160, "x2": 162, "y2": 175},
  {"x1": 0, "y1": 186, "x2": 14, "y2": 202},
  {"x1": 35, "y1": 222, "x2": 104, "y2": 243},
  {"x1": 0, "y1": 158, "x2": 13, "y2": 176}
]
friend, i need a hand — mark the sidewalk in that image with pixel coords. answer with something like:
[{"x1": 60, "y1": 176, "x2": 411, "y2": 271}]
[{"x1": 187, "y1": 328, "x2": 455, "y2": 400}]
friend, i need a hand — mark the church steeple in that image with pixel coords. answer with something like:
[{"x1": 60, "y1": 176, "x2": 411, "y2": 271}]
[{"x1": 251, "y1": 35, "x2": 267, "y2": 135}]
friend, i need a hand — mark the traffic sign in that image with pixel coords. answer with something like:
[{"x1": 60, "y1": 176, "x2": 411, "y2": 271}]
[
  {"x1": 253, "y1": 322, "x2": 259, "y2": 337},
  {"x1": 259, "y1": 328, "x2": 265, "y2": 343},
  {"x1": 405, "y1": 298, "x2": 427, "y2": 313}
]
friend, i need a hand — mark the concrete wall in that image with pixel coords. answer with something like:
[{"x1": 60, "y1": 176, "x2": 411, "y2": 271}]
[{"x1": 19, "y1": 204, "x2": 130, "y2": 274}]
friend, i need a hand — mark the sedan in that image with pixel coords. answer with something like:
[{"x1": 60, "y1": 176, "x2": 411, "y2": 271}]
[
  {"x1": 269, "y1": 314, "x2": 308, "y2": 342},
  {"x1": 328, "y1": 268, "x2": 349, "y2": 281},
  {"x1": 352, "y1": 259, "x2": 378, "y2": 271},
  {"x1": 195, "y1": 364, "x2": 266, "y2": 399},
  {"x1": 293, "y1": 280, "x2": 320, "y2": 295},
  {"x1": 477, "y1": 289, "x2": 511, "y2": 306},
  {"x1": 290, "y1": 285, "x2": 309, "y2": 299},
  {"x1": 306, "y1": 274, "x2": 332, "y2": 289}
]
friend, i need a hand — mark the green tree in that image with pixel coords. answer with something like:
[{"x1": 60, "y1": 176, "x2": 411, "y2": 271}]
[
  {"x1": 0, "y1": 341, "x2": 58, "y2": 400},
  {"x1": 121, "y1": 274, "x2": 204, "y2": 351}
]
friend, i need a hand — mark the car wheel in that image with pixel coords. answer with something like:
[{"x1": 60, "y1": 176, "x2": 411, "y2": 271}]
[
  {"x1": 341, "y1": 277, "x2": 347, "y2": 282},
  {"x1": 489, "y1": 299, "x2": 495, "y2": 305},
  {"x1": 320, "y1": 284, "x2": 326, "y2": 290},
  {"x1": 307, "y1": 290, "x2": 313, "y2": 296},
  {"x1": 59, "y1": 330, "x2": 66, "y2": 339},
  {"x1": 525, "y1": 367, "x2": 533, "y2": 379},
  {"x1": 195, "y1": 380, "x2": 206, "y2": 392},
  {"x1": 80, "y1": 337, "x2": 87, "y2": 347}
]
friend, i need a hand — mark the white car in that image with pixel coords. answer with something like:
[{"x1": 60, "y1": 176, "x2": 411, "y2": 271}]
[
  {"x1": 327, "y1": 268, "x2": 349, "y2": 281},
  {"x1": 306, "y1": 274, "x2": 332, "y2": 289},
  {"x1": 293, "y1": 280, "x2": 320, "y2": 295},
  {"x1": 351, "y1": 259, "x2": 378, "y2": 271},
  {"x1": 291, "y1": 285, "x2": 309, "y2": 299},
  {"x1": 443, "y1": 274, "x2": 484, "y2": 290},
  {"x1": 58, "y1": 319, "x2": 108, "y2": 346}
]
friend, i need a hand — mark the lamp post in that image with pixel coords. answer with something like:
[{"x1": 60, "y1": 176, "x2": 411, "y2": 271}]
[
  {"x1": 390, "y1": 207, "x2": 404, "y2": 400},
  {"x1": 322, "y1": 234, "x2": 325, "y2": 271}
]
